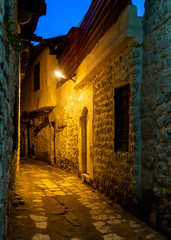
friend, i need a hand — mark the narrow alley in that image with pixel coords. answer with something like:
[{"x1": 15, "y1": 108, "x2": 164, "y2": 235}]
[
  {"x1": 6, "y1": 159, "x2": 167, "y2": 240},
  {"x1": 1, "y1": 0, "x2": 171, "y2": 239}
]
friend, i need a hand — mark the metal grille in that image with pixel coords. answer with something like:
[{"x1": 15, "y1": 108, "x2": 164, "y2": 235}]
[
  {"x1": 115, "y1": 84, "x2": 130, "y2": 152},
  {"x1": 58, "y1": 0, "x2": 132, "y2": 77}
]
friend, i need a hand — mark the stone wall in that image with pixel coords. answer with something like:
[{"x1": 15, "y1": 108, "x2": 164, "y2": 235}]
[
  {"x1": 54, "y1": 44, "x2": 143, "y2": 215},
  {"x1": 19, "y1": 2, "x2": 171, "y2": 236},
  {"x1": 141, "y1": 0, "x2": 171, "y2": 236},
  {"x1": 20, "y1": 117, "x2": 54, "y2": 165},
  {"x1": 0, "y1": 0, "x2": 19, "y2": 239},
  {"x1": 93, "y1": 46, "x2": 142, "y2": 213},
  {"x1": 20, "y1": 123, "x2": 26, "y2": 157},
  {"x1": 50, "y1": 4, "x2": 143, "y2": 220},
  {"x1": 54, "y1": 84, "x2": 94, "y2": 174}
]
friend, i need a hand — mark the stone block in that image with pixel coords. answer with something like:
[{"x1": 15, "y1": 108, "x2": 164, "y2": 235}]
[
  {"x1": 143, "y1": 35, "x2": 155, "y2": 51},
  {"x1": 159, "y1": 36, "x2": 170, "y2": 51},
  {"x1": 142, "y1": 151, "x2": 156, "y2": 170},
  {"x1": 161, "y1": 129, "x2": 170, "y2": 144},
  {"x1": 142, "y1": 169, "x2": 154, "y2": 190},
  {"x1": 167, "y1": 147, "x2": 171, "y2": 157},
  {"x1": 0, "y1": 204, "x2": 4, "y2": 239},
  {"x1": 149, "y1": 211, "x2": 157, "y2": 229},
  {"x1": 153, "y1": 186, "x2": 162, "y2": 199},
  {"x1": 168, "y1": 158, "x2": 171, "y2": 168},
  {"x1": 155, "y1": 174, "x2": 169, "y2": 188},
  {"x1": 146, "y1": 95, "x2": 156, "y2": 110},
  {"x1": 141, "y1": 118, "x2": 155, "y2": 140},
  {"x1": 155, "y1": 161, "x2": 169, "y2": 176},
  {"x1": 156, "y1": 115, "x2": 170, "y2": 129},
  {"x1": 140, "y1": 100, "x2": 149, "y2": 118},
  {"x1": 156, "y1": 145, "x2": 164, "y2": 154},
  {"x1": 143, "y1": 52, "x2": 151, "y2": 66},
  {"x1": 0, "y1": 162, "x2": 3, "y2": 179}
]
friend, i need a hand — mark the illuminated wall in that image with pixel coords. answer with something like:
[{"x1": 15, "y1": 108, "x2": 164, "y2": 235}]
[
  {"x1": 21, "y1": 4, "x2": 142, "y2": 203},
  {"x1": 21, "y1": 2, "x2": 171, "y2": 236},
  {"x1": 21, "y1": 48, "x2": 58, "y2": 112}
]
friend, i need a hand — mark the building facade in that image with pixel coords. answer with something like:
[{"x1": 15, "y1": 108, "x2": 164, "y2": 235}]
[
  {"x1": 0, "y1": 0, "x2": 46, "y2": 239},
  {"x1": 21, "y1": 0, "x2": 171, "y2": 237},
  {"x1": 141, "y1": 0, "x2": 171, "y2": 234},
  {"x1": 0, "y1": 0, "x2": 20, "y2": 238}
]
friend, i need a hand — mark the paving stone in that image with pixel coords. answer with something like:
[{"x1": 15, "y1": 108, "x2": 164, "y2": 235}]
[
  {"x1": 32, "y1": 234, "x2": 50, "y2": 240},
  {"x1": 89, "y1": 209, "x2": 102, "y2": 215},
  {"x1": 33, "y1": 208, "x2": 45, "y2": 212},
  {"x1": 16, "y1": 216, "x2": 28, "y2": 219},
  {"x1": 145, "y1": 233, "x2": 157, "y2": 239},
  {"x1": 35, "y1": 221, "x2": 47, "y2": 229},
  {"x1": 71, "y1": 238, "x2": 82, "y2": 240},
  {"x1": 52, "y1": 191, "x2": 66, "y2": 196},
  {"x1": 107, "y1": 219, "x2": 122, "y2": 224},
  {"x1": 84, "y1": 203, "x2": 99, "y2": 209},
  {"x1": 96, "y1": 225, "x2": 111, "y2": 234},
  {"x1": 32, "y1": 204, "x2": 44, "y2": 208},
  {"x1": 33, "y1": 199, "x2": 43, "y2": 203},
  {"x1": 103, "y1": 233, "x2": 125, "y2": 240},
  {"x1": 108, "y1": 215, "x2": 116, "y2": 220},
  {"x1": 92, "y1": 214, "x2": 108, "y2": 220},
  {"x1": 129, "y1": 220, "x2": 141, "y2": 228},
  {"x1": 30, "y1": 215, "x2": 47, "y2": 222},
  {"x1": 6, "y1": 159, "x2": 167, "y2": 240}
]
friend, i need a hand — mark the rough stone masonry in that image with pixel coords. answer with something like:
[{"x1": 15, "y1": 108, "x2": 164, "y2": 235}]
[
  {"x1": 1, "y1": 0, "x2": 170, "y2": 239},
  {"x1": 0, "y1": 0, "x2": 19, "y2": 239},
  {"x1": 141, "y1": 0, "x2": 171, "y2": 235},
  {"x1": 20, "y1": 1, "x2": 171, "y2": 237}
]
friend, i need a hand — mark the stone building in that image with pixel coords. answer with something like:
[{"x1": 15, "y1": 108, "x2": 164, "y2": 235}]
[
  {"x1": 0, "y1": 1, "x2": 19, "y2": 238},
  {"x1": 0, "y1": 0, "x2": 46, "y2": 239},
  {"x1": 20, "y1": 0, "x2": 171, "y2": 237},
  {"x1": 141, "y1": 0, "x2": 171, "y2": 235}
]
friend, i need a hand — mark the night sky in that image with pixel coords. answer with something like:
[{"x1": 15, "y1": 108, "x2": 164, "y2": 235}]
[{"x1": 34, "y1": 0, "x2": 145, "y2": 40}]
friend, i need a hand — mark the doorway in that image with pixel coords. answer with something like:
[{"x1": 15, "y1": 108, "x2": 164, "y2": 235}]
[{"x1": 80, "y1": 107, "x2": 88, "y2": 173}]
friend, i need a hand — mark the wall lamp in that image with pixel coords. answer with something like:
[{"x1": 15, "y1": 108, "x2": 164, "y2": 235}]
[{"x1": 55, "y1": 71, "x2": 76, "y2": 82}]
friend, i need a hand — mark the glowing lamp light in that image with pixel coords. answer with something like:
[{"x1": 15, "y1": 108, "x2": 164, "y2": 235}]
[
  {"x1": 54, "y1": 71, "x2": 76, "y2": 82},
  {"x1": 54, "y1": 71, "x2": 67, "y2": 79}
]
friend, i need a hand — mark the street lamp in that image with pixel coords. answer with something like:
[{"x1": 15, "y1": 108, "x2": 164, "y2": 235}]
[{"x1": 55, "y1": 71, "x2": 76, "y2": 82}]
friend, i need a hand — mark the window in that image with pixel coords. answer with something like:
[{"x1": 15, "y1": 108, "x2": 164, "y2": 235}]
[
  {"x1": 34, "y1": 63, "x2": 40, "y2": 91},
  {"x1": 115, "y1": 84, "x2": 130, "y2": 152}
]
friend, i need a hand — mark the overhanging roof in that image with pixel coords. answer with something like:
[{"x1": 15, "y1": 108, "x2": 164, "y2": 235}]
[
  {"x1": 21, "y1": 106, "x2": 55, "y2": 119},
  {"x1": 58, "y1": 0, "x2": 132, "y2": 77}
]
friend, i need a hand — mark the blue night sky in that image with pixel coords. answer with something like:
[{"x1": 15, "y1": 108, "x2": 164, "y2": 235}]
[{"x1": 34, "y1": 0, "x2": 145, "y2": 40}]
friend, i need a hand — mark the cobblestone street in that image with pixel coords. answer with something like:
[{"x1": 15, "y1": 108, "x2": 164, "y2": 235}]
[{"x1": 6, "y1": 159, "x2": 167, "y2": 240}]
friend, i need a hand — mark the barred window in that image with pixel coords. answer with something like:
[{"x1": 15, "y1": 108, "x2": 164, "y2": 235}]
[
  {"x1": 115, "y1": 84, "x2": 130, "y2": 152},
  {"x1": 34, "y1": 63, "x2": 40, "y2": 91}
]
